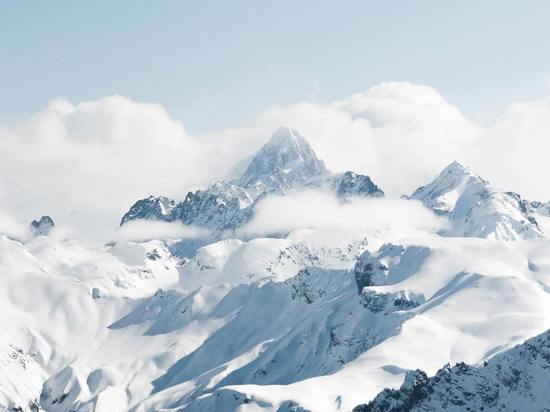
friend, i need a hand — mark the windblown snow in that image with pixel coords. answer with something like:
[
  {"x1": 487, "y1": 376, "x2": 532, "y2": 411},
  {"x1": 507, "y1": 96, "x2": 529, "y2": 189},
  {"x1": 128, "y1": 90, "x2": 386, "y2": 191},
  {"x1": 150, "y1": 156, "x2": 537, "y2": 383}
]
[{"x1": 1, "y1": 128, "x2": 549, "y2": 412}]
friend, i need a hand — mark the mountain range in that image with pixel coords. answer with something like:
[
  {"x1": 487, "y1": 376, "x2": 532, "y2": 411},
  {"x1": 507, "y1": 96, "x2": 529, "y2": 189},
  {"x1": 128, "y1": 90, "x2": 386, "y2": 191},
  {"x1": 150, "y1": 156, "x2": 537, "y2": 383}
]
[
  {"x1": 0, "y1": 127, "x2": 549, "y2": 411},
  {"x1": 122, "y1": 128, "x2": 549, "y2": 242}
]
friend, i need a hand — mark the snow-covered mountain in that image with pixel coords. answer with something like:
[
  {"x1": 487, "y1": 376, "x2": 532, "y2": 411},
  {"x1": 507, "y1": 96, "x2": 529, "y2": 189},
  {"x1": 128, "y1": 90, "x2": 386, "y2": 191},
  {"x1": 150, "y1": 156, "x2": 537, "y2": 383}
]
[
  {"x1": 354, "y1": 329, "x2": 550, "y2": 411},
  {"x1": 1, "y1": 128, "x2": 550, "y2": 412},
  {"x1": 323, "y1": 171, "x2": 384, "y2": 201},
  {"x1": 150, "y1": 236, "x2": 550, "y2": 411},
  {"x1": 121, "y1": 127, "x2": 383, "y2": 230},
  {"x1": 407, "y1": 161, "x2": 545, "y2": 240},
  {"x1": 234, "y1": 126, "x2": 330, "y2": 195}
]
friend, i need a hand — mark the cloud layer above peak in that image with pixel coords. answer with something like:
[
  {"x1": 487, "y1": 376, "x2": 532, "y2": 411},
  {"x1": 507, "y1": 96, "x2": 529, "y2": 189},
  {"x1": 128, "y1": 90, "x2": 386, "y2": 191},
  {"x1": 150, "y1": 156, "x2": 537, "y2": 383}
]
[
  {"x1": 1, "y1": 82, "x2": 550, "y2": 239},
  {"x1": 257, "y1": 81, "x2": 549, "y2": 201}
]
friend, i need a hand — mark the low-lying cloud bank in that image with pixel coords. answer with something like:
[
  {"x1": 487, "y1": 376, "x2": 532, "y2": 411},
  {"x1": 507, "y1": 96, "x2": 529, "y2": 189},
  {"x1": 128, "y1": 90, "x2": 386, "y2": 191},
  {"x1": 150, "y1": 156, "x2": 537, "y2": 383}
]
[
  {"x1": 111, "y1": 220, "x2": 210, "y2": 243},
  {"x1": 238, "y1": 190, "x2": 447, "y2": 239},
  {"x1": 1, "y1": 82, "x2": 550, "y2": 240}
]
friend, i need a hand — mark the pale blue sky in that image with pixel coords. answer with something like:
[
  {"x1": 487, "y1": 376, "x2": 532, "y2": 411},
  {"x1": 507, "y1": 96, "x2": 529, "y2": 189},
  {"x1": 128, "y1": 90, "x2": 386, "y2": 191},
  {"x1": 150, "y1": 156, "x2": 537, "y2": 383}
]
[{"x1": 2, "y1": 1, "x2": 550, "y2": 132}]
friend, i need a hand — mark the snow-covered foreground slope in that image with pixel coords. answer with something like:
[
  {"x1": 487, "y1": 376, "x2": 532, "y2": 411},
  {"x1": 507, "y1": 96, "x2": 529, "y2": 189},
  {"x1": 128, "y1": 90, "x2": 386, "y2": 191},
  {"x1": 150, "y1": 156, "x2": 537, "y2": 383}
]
[
  {"x1": 0, "y1": 228, "x2": 371, "y2": 411},
  {"x1": 2, "y1": 228, "x2": 549, "y2": 411},
  {"x1": 0, "y1": 233, "x2": 184, "y2": 410},
  {"x1": 178, "y1": 236, "x2": 550, "y2": 411}
]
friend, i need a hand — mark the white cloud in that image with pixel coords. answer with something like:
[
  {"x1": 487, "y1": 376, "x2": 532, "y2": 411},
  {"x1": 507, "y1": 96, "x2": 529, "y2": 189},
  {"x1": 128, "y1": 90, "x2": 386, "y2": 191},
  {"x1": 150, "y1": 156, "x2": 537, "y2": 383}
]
[
  {"x1": 470, "y1": 98, "x2": 550, "y2": 200},
  {"x1": 256, "y1": 82, "x2": 478, "y2": 197},
  {"x1": 255, "y1": 82, "x2": 550, "y2": 201},
  {"x1": 0, "y1": 96, "x2": 256, "y2": 240},
  {"x1": 238, "y1": 189, "x2": 447, "y2": 239},
  {"x1": 111, "y1": 220, "x2": 209, "y2": 242},
  {"x1": 0, "y1": 209, "x2": 28, "y2": 240}
]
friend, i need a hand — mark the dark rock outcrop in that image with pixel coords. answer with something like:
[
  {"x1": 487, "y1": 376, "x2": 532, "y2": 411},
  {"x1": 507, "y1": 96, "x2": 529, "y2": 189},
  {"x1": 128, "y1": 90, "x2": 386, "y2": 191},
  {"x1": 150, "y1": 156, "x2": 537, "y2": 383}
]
[
  {"x1": 353, "y1": 329, "x2": 550, "y2": 411},
  {"x1": 30, "y1": 216, "x2": 55, "y2": 236}
]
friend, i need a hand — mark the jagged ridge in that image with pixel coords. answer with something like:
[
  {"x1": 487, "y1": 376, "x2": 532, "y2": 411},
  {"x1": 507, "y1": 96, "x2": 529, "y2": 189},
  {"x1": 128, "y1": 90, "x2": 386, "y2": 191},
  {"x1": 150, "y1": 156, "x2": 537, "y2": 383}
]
[
  {"x1": 354, "y1": 329, "x2": 550, "y2": 411},
  {"x1": 121, "y1": 127, "x2": 383, "y2": 230}
]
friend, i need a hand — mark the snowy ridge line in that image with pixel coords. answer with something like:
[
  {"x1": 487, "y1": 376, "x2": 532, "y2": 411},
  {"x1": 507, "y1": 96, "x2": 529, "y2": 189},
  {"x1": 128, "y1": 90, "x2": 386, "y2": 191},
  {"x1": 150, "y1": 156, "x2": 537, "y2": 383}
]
[{"x1": 406, "y1": 160, "x2": 549, "y2": 240}]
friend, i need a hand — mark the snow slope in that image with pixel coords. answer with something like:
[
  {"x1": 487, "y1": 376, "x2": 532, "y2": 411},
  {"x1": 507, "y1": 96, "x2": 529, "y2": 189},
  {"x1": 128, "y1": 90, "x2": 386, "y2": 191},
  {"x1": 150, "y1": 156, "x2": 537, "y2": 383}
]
[
  {"x1": 177, "y1": 228, "x2": 369, "y2": 291},
  {"x1": 3, "y1": 231, "x2": 547, "y2": 411},
  {"x1": 0, "y1": 227, "x2": 371, "y2": 411},
  {"x1": 176, "y1": 236, "x2": 550, "y2": 411}
]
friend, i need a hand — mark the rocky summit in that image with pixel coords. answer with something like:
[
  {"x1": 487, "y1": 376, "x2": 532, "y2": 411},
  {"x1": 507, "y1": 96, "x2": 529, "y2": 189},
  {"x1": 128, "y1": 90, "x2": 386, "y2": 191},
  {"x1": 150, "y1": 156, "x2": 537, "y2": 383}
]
[
  {"x1": 234, "y1": 126, "x2": 330, "y2": 194},
  {"x1": 121, "y1": 127, "x2": 384, "y2": 230}
]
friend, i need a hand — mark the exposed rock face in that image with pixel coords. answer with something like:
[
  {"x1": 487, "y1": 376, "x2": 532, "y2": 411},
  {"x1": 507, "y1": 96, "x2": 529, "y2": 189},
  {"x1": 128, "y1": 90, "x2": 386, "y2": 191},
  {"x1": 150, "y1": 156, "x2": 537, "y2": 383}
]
[
  {"x1": 354, "y1": 244, "x2": 428, "y2": 314},
  {"x1": 119, "y1": 196, "x2": 176, "y2": 224},
  {"x1": 525, "y1": 200, "x2": 550, "y2": 217},
  {"x1": 407, "y1": 161, "x2": 544, "y2": 240},
  {"x1": 353, "y1": 329, "x2": 550, "y2": 412},
  {"x1": 354, "y1": 249, "x2": 392, "y2": 292},
  {"x1": 354, "y1": 244, "x2": 431, "y2": 293},
  {"x1": 121, "y1": 127, "x2": 383, "y2": 231},
  {"x1": 360, "y1": 289, "x2": 420, "y2": 313},
  {"x1": 534, "y1": 201, "x2": 550, "y2": 215},
  {"x1": 29, "y1": 216, "x2": 55, "y2": 236},
  {"x1": 325, "y1": 171, "x2": 384, "y2": 201},
  {"x1": 288, "y1": 267, "x2": 331, "y2": 304},
  {"x1": 171, "y1": 182, "x2": 258, "y2": 231}
]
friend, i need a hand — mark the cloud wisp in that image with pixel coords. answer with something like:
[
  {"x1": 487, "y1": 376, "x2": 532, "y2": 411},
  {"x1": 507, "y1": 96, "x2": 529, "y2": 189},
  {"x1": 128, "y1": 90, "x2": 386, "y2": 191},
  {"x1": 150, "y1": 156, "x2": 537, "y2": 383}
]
[
  {"x1": 110, "y1": 220, "x2": 210, "y2": 243},
  {"x1": 238, "y1": 189, "x2": 448, "y2": 239}
]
